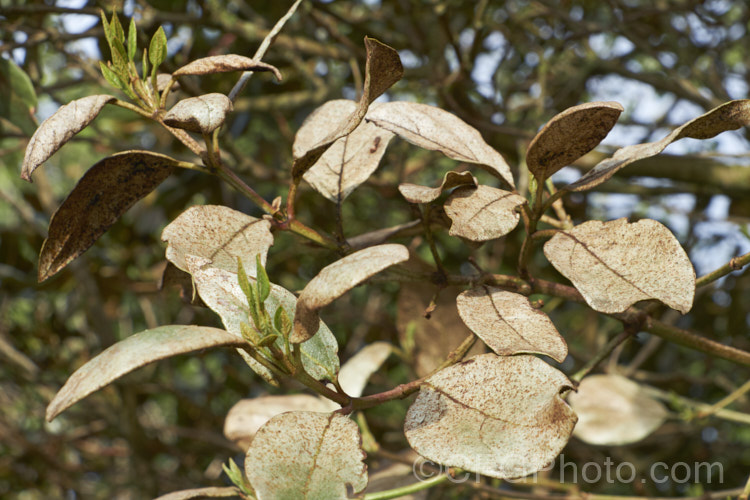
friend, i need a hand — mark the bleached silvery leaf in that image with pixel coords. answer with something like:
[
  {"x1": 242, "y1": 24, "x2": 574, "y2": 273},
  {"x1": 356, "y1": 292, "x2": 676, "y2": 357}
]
[
  {"x1": 398, "y1": 170, "x2": 477, "y2": 204},
  {"x1": 456, "y1": 287, "x2": 567, "y2": 362},
  {"x1": 164, "y1": 93, "x2": 233, "y2": 134},
  {"x1": 569, "y1": 374, "x2": 668, "y2": 445},
  {"x1": 46, "y1": 326, "x2": 245, "y2": 421},
  {"x1": 338, "y1": 341, "x2": 392, "y2": 397},
  {"x1": 293, "y1": 244, "x2": 409, "y2": 343},
  {"x1": 245, "y1": 411, "x2": 367, "y2": 499},
  {"x1": 405, "y1": 354, "x2": 576, "y2": 479},
  {"x1": 162, "y1": 205, "x2": 273, "y2": 276},
  {"x1": 526, "y1": 101, "x2": 623, "y2": 182},
  {"x1": 443, "y1": 185, "x2": 526, "y2": 242},
  {"x1": 543, "y1": 218, "x2": 695, "y2": 314},
  {"x1": 173, "y1": 54, "x2": 281, "y2": 80},
  {"x1": 366, "y1": 101, "x2": 515, "y2": 188},
  {"x1": 22, "y1": 94, "x2": 116, "y2": 181}
]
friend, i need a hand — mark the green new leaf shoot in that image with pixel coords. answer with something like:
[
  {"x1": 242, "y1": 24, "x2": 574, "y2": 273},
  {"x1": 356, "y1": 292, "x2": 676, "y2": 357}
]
[
  {"x1": 127, "y1": 19, "x2": 137, "y2": 62},
  {"x1": 148, "y1": 26, "x2": 168, "y2": 70},
  {"x1": 222, "y1": 458, "x2": 254, "y2": 497},
  {"x1": 256, "y1": 254, "x2": 271, "y2": 302},
  {"x1": 274, "y1": 306, "x2": 292, "y2": 338},
  {"x1": 240, "y1": 321, "x2": 262, "y2": 345}
]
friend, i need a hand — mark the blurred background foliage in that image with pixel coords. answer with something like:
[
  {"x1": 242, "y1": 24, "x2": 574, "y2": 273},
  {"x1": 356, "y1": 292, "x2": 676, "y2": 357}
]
[{"x1": 1, "y1": 0, "x2": 750, "y2": 498}]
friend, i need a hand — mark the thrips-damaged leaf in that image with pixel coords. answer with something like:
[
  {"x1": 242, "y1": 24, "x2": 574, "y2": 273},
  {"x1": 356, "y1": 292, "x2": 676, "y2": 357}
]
[
  {"x1": 543, "y1": 218, "x2": 695, "y2": 314},
  {"x1": 163, "y1": 93, "x2": 233, "y2": 134},
  {"x1": 443, "y1": 185, "x2": 526, "y2": 242},
  {"x1": 46, "y1": 326, "x2": 246, "y2": 421},
  {"x1": 405, "y1": 354, "x2": 577, "y2": 479},
  {"x1": 245, "y1": 412, "x2": 367, "y2": 500},
  {"x1": 22, "y1": 94, "x2": 117, "y2": 181},
  {"x1": 38, "y1": 151, "x2": 177, "y2": 282},
  {"x1": 173, "y1": 54, "x2": 282, "y2": 80},
  {"x1": 399, "y1": 171, "x2": 477, "y2": 204}
]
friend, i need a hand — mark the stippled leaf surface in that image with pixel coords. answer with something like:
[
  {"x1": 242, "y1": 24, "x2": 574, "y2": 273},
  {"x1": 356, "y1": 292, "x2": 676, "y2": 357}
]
[
  {"x1": 566, "y1": 99, "x2": 750, "y2": 192},
  {"x1": 443, "y1": 185, "x2": 526, "y2": 242},
  {"x1": 162, "y1": 204, "x2": 273, "y2": 275},
  {"x1": 405, "y1": 354, "x2": 576, "y2": 479},
  {"x1": 569, "y1": 374, "x2": 668, "y2": 445},
  {"x1": 186, "y1": 256, "x2": 340, "y2": 382},
  {"x1": 46, "y1": 326, "x2": 245, "y2": 421},
  {"x1": 526, "y1": 101, "x2": 623, "y2": 182},
  {"x1": 296, "y1": 100, "x2": 395, "y2": 203},
  {"x1": 163, "y1": 93, "x2": 233, "y2": 134},
  {"x1": 173, "y1": 54, "x2": 282, "y2": 80},
  {"x1": 543, "y1": 218, "x2": 695, "y2": 314},
  {"x1": 366, "y1": 102, "x2": 515, "y2": 187},
  {"x1": 293, "y1": 244, "x2": 409, "y2": 343},
  {"x1": 292, "y1": 37, "x2": 403, "y2": 179},
  {"x1": 399, "y1": 170, "x2": 477, "y2": 204},
  {"x1": 245, "y1": 411, "x2": 367, "y2": 500},
  {"x1": 456, "y1": 287, "x2": 567, "y2": 362},
  {"x1": 38, "y1": 151, "x2": 177, "y2": 281},
  {"x1": 21, "y1": 94, "x2": 116, "y2": 181}
]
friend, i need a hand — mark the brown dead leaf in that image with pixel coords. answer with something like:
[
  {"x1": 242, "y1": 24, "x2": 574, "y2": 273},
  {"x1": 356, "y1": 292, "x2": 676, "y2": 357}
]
[
  {"x1": 22, "y1": 94, "x2": 116, "y2": 182},
  {"x1": 569, "y1": 374, "x2": 668, "y2": 445},
  {"x1": 405, "y1": 354, "x2": 577, "y2": 479},
  {"x1": 291, "y1": 37, "x2": 403, "y2": 179},
  {"x1": 566, "y1": 99, "x2": 750, "y2": 192},
  {"x1": 159, "y1": 262, "x2": 206, "y2": 307},
  {"x1": 161, "y1": 204, "x2": 273, "y2": 275},
  {"x1": 543, "y1": 218, "x2": 695, "y2": 314},
  {"x1": 245, "y1": 411, "x2": 367, "y2": 499},
  {"x1": 366, "y1": 101, "x2": 515, "y2": 187},
  {"x1": 46, "y1": 326, "x2": 246, "y2": 421},
  {"x1": 526, "y1": 101, "x2": 623, "y2": 182},
  {"x1": 443, "y1": 185, "x2": 526, "y2": 242},
  {"x1": 399, "y1": 171, "x2": 477, "y2": 204},
  {"x1": 293, "y1": 244, "x2": 409, "y2": 343},
  {"x1": 173, "y1": 54, "x2": 282, "y2": 80},
  {"x1": 38, "y1": 151, "x2": 177, "y2": 282},
  {"x1": 456, "y1": 287, "x2": 567, "y2": 362},
  {"x1": 163, "y1": 93, "x2": 233, "y2": 134}
]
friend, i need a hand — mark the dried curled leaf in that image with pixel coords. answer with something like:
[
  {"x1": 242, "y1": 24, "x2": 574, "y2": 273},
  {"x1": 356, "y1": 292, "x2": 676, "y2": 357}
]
[
  {"x1": 46, "y1": 326, "x2": 245, "y2": 421},
  {"x1": 569, "y1": 375, "x2": 668, "y2": 445},
  {"x1": 173, "y1": 54, "x2": 282, "y2": 80},
  {"x1": 296, "y1": 100, "x2": 395, "y2": 203},
  {"x1": 39, "y1": 151, "x2": 177, "y2": 282},
  {"x1": 293, "y1": 244, "x2": 409, "y2": 343},
  {"x1": 292, "y1": 37, "x2": 403, "y2": 179},
  {"x1": 526, "y1": 101, "x2": 623, "y2": 182},
  {"x1": 543, "y1": 218, "x2": 695, "y2": 314},
  {"x1": 399, "y1": 171, "x2": 477, "y2": 204},
  {"x1": 22, "y1": 94, "x2": 116, "y2": 181},
  {"x1": 366, "y1": 102, "x2": 515, "y2": 188},
  {"x1": 224, "y1": 395, "x2": 335, "y2": 449},
  {"x1": 405, "y1": 354, "x2": 576, "y2": 479},
  {"x1": 566, "y1": 99, "x2": 750, "y2": 192},
  {"x1": 443, "y1": 185, "x2": 526, "y2": 242},
  {"x1": 456, "y1": 287, "x2": 567, "y2": 362},
  {"x1": 186, "y1": 256, "x2": 340, "y2": 383},
  {"x1": 245, "y1": 412, "x2": 368, "y2": 500},
  {"x1": 162, "y1": 205, "x2": 273, "y2": 275},
  {"x1": 163, "y1": 93, "x2": 233, "y2": 134}
]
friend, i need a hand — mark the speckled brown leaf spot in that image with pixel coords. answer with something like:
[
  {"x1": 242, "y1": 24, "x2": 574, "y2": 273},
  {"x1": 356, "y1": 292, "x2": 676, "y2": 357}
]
[
  {"x1": 456, "y1": 287, "x2": 567, "y2": 362},
  {"x1": 526, "y1": 101, "x2": 623, "y2": 182},
  {"x1": 566, "y1": 99, "x2": 750, "y2": 192},
  {"x1": 405, "y1": 354, "x2": 576, "y2": 479},
  {"x1": 22, "y1": 94, "x2": 116, "y2": 181},
  {"x1": 296, "y1": 100, "x2": 395, "y2": 203},
  {"x1": 161, "y1": 205, "x2": 273, "y2": 275},
  {"x1": 186, "y1": 255, "x2": 340, "y2": 382},
  {"x1": 38, "y1": 151, "x2": 177, "y2": 282},
  {"x1": 245, "y1": 411, "x2": 367, "y2": 500},
  {"x1": 292, "y1": 38, "x2": 403, "y2": 179},
  {"x1": 399, "y1": 171, "x2": 477, "y2": 204},
  {"x1": 293, "y1": 244, "x2": 409, "y2": 343},
  {"x1": 173, "y1": 54, "x2": 282, "y2": 80},
  {"x1": 569, "y1": 374, "x2": 668, "y2": 445},
  {"x1": 46, "y1": 326, "x2": 245, "y2": 422},
  {"x1": 164, "y1": 93, "x2": 233, "y2": 134},
  {"x1": 366, "y1": 102, "x2": 515, "y2": 188},
  {"x1": 443, "y1": 185, "x2": 526, "y2": 242},
  {"x1": 224, "y1": 395, "x2": 335, "y2": 449},
  {"x1": 543, "y1": 218, "x2": 695, "y2": 314}
]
